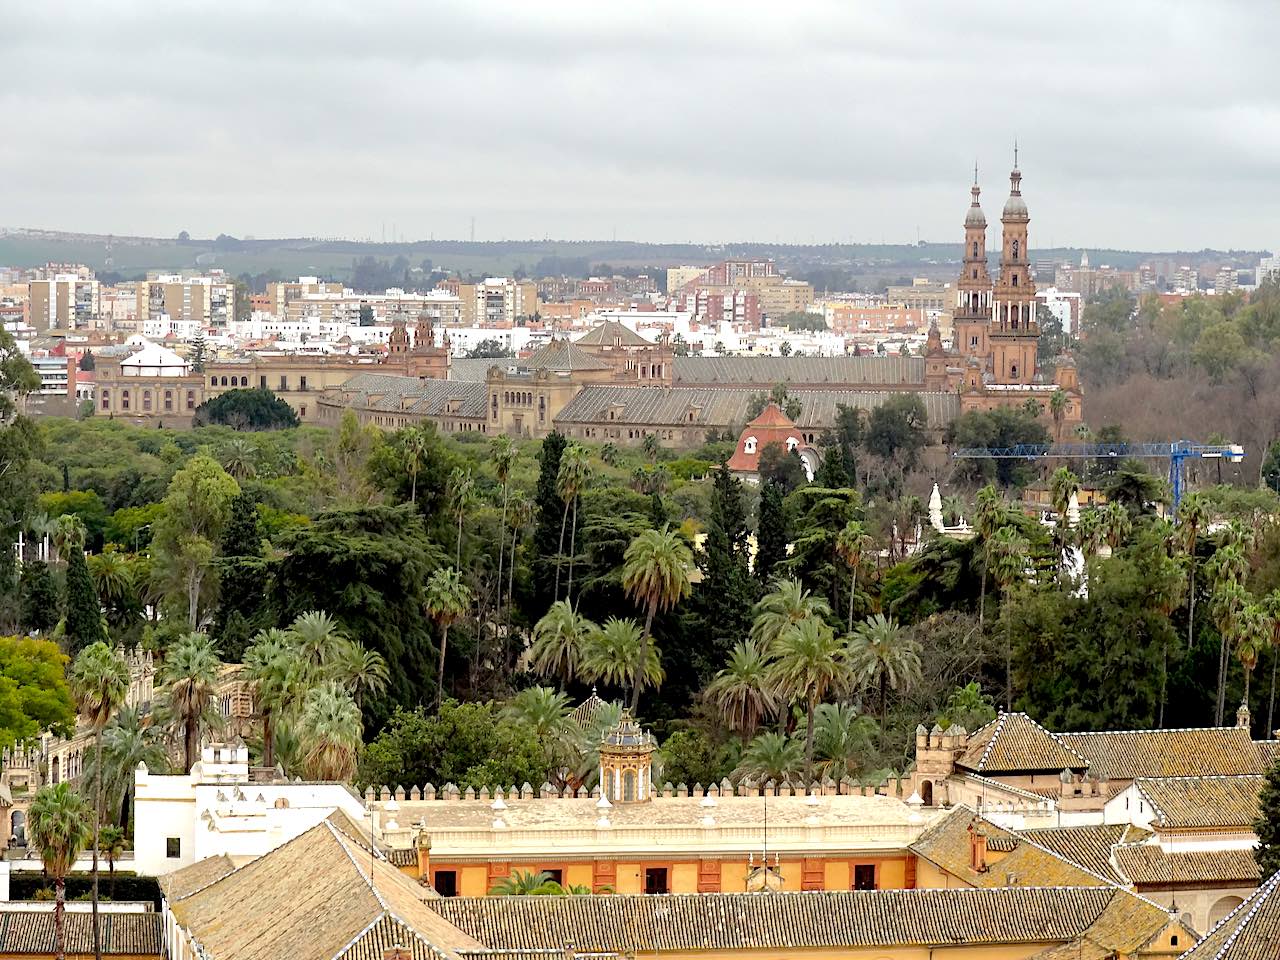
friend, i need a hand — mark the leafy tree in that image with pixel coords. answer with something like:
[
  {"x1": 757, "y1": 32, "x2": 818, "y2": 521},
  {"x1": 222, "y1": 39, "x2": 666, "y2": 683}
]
[
  {"x1": 659, "y1": 728, "x2": 735, "y2": 788},
  {"x1": 63, "y1": 528, "x2": 104, "y2": 655},
  {"x1": 865, "y1": 395, "x2": 928, "y2": 469},
  {"x1": 188, "y1": 333, "x2": 207, "y2": 373},
  {"x1": 0, "y1": 635, "x2": 76, "y2": 746},
  {"x1": 1254, "y1": 755, "x2": 1280, "y2": 879},
  {"x1": 159, "y1": 632, "x2": 221, "y2": 773},
  {"x1": 19, "y1": 560, "x2": 59, "y2": 635},
  {"x1": 937, "y1": 682, "x2": 998, "y2": 732},
  {"x1": 466, "y1": 338, "x2": 514, "y2": 359},
  {"x1": 425, "y1": 567, "x2": 470, "y2": 710},
  {"x1": 28, "y1": 782, "x2": 90, "y2": 960},
  {"x1": 988, "y1": 526, "x2": 1029, "y2": 709},
  {"x1": 622, "y1": 527, "x2": 693, "y2": 712},
  {"x1": 691, "y1": 463, "x2": 757, "y2": 681},
  {"x1": 532, "y1": 432, "x2": 568, "y2": 611},
  {"x1": 754, "y1": 481, "x2": 787, "y2": 585},
  {"x1": 212, "y1": 491, "x2": 266, "y2": 660},
  {"x1": 192, "y1": 388, "x2": 300, "y2": 430},
  {"x1": 814, "y1": 443, "x2": 852, "y2": 489},
  {"x1": 947, "y1": 406, "x2": 1050, "y2": 486},
  {"x1": 69, "y1": 641, "x2": 129, "y2": 955},
  {"x1": 97, "y1": 825, "x2": 126, "y2": 899},
  {"x1": 757, "y1": 442, "x2": 807, "y2": 493}
]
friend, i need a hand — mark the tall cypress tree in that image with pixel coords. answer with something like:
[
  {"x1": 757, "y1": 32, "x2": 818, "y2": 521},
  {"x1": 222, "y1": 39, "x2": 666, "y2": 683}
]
[
  {"x1": 815, "y1": 443, "x2": 852, "y2": 489},
  {"x1": 532, "y1": 431, "x2": 567, "y2": 613},
  {"x1": 19, "y1": 560, "x2": 59, "y2": 635},
  {"x1": 755, "y1": 480, "x2": 788, "y2": 586},
  {"x1": 213, "y1": 492, "x2": 265, "y2": 661},
  {"x1": 63, "y1": 548, "x2": 103, "y2": 654},
  {"x1": 691, "y1": 463, "x2": 758, "y2": 680}
]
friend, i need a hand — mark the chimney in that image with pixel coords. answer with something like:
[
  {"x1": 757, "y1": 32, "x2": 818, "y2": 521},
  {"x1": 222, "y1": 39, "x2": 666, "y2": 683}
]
[
  {"x1": 383, "y1": 948, "x2": 412, "y2": 960},
  {"x1": 968, "y1": 821, "x2": 988, "y2": 873},
  {"x1": 415, "y1": 830, "x2": 431, "y2": 882}
]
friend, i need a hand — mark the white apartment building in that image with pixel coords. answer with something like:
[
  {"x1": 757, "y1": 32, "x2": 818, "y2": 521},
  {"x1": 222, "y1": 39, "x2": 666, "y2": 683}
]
[
  {"x1": 1256, "y1": 253, "x2": 1280, "y2": 288},
  {"x1": 133, "y1": 742, "x2": 368, "y2": 876}
]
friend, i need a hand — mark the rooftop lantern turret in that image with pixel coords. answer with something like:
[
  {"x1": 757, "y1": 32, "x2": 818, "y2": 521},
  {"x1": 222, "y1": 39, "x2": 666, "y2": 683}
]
[{"x1": 598, "y1": 710, "x2": 656, "y2": 804}]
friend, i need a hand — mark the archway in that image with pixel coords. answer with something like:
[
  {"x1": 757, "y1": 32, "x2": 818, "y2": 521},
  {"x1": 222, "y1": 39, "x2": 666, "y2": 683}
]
[
  {"x1": 10, "y1": 809, "x2": 25, "y2": 845},
  {"x1": 1209, "y1": 895, "x2": 1245, "y2": 928},
  {"x1": 921, "y1": 780, "x2": 934, "y2": 807}
]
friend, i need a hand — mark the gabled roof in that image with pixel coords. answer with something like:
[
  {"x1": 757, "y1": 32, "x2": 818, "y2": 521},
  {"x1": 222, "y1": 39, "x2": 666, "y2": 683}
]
[
  {"x1": 1057, "y1": 727, "x2": 1266, "y2": 780},
  {"x1": 159, "y1": 853, "x2": 237, "y2": 901},
  {"x1": 1180, "y1": 867, "x2": 1280, "y2": 959},
  {"x1": 427, "y1": 886, "x2": 1178, "y2": 954},
  {"x1": 569, "y1": 688, "x2": 608, "y2": 729},
  {"x1": 573, "y1": 320, "x2": 650, "y2": 348},
  {"x1": 957, "y1": 713, "x2": 1088, "y2": 774},
  {"x1": 673, "y1": 355, "x2": 925, "y2": 388},
  {"x1": 522, "y1": 338, "x2": 610, "y2": 372},
  {"x1": 1112, "y1": 844, "x2": 1260, "y2": 887},
  {"x1": 0, "y1": 912, "x2": 162, "y2": 956},
  {"x1": 1131, "y1": 775, "x2": 1264, "y2": 830},
  {"x1": 1019, "y1": 824, "x2": 1147, "y2": 886},
  {"x1": 169, "y1": 819, "x2": 481, "y2": 960}
]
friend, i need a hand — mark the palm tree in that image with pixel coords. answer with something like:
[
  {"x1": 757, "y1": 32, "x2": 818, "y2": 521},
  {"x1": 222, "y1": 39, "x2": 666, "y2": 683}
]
[
  {"x1": 705, "y1": 641, "x2": 778, "y2": 741},
  {"x1": 447, "y1": 467, "x2": 475, "y2": 567},
  {"x1": 87, "y1": 551, "x2": 133, "y2": 613},
  {"x1": 503, "y1": 492, "x2": 534, "y2": 658},
  {"x1": 491, "y1": 435, "x2": 517, "y2": 626},
  {"x1": 986, "y1": 526, "x2": 1029, "y2": 710},
  {"x1": 97, "y1": 825, "x2": 126, "y2": 901},
  {"x1": 555, "y1": 443, "x2": 592, "y2": 602},
  {"x1": 288, "y1": 610, "x2": 347, "y2": 678},
  {"x1": 1048, "y1": 467, "x2": 1080, "y2": 565},
  {"x1": 1177, "y1": 492, "x2": 1210, "y2": 651},
  {"x1": 298, "y1": 682, "x2": 363, "y2": 781},
  {"x1": 621, "y1": 527, "x2": 693, "y2": 713},
  {"x1": 1211, "y1": 580, "x2": 1250, "y2": 726},
  {"x1": 600, "y1": 442, "x2": 619, "y2": 467},
  {"x1": 1099, "y1": 500, "x2": 1131, "y2": 551},
  {"x1": 804, "y1": 703, "x2": 879, "y2": 783},
  {"x1": 28, "y1": 782, "x2": 90, "y2": 960},
  {"x1": 732, "y1": 731, "x2": 803, "y2": 785},
  {"x1": 1048, "y1": 388, "x2": 1068, "y2": 442},
  {"x1": 972, "y1": 486, "x2": 1006, "y2": 627},
  {"x1": 425, "y1": 567, "x2": 471, "y2": 711},
  {"x1": 846, "y1": 614, "x2": 921, "y2": 734},
  {"x1": 1076, "y1": 507, "x2": 1105, "y2": 558},
  {"x1": 88, "y1": 706, "x2": 167, "y2": 828},
  {"x1": 641, "y1": 433, "x2": 660, "y2": 462},
  {"x1": 529, "y1": 600, "x2": 596, "y2": 684},
  {"x1": 834, "y1": 521, "x2": 872, "y2": 633},
  {"x1": 243, "y1": 628, "x2": 300, "y2": 769},
  {"x1": 489, "y1": 869, "x2": 562, "y2": 896},
  {"x1": 53, "y1": 514, "x2": 86, "y2": 566},
  {"x1": 159, "y1": 632, "x2": 222, "y2": 773},
  {"x1": 328, "y1": 640, "x2": 389, "y2": 707},
  {"x1": 749, "y1": 578, "x2": 832, "y2": 655},
  {"x1": 768, "y1": 617, "x2": 850, "y2": 781},
  {"x1": 581, "y1": 617, "x2": 663, "y2": 702},
  {"x1": 1237, "y1": 602, "x2": 1268, "y2": 713},
  {"x1": 1263, "y1": 590, "x2": 1280, "y2": 735},
  {"x1": 69, "y1": 641, "x2": 129, "y2": 960},
  {"x1": 502, "y1": 686, "x2": 577, "y2": 777},
  {"x1": 220, "y1": 438, "x2": 257, "y2": 481},
  {"x1": 403, "y1": 426, "x2": 429, "y2": 505}
]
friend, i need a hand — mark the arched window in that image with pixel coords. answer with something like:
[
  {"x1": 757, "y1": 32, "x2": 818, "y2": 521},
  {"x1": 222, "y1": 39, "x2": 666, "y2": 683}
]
[
  {"x1": 972, "y1": 241, "x2": 978, "y2": 258},
  {"x1": 210, "y1": 376, "x2": 217, "y2": 387},
  {"x1": 1012, "y1": 239, "x2": 1019, "y2": 259},
  {"x1": 122, "y1": 390, "x2": 130, "y2": 410},
  {"x1": 623, "y1": 770, "x2": 636, "y2": 803},
  {"x1": 142, "y1": 390, "x2": 152, "y2": 411},
  {"x1": 220, "y1": 376, "x2": 228, "y2": 386},
  {"x1": 921, "y1": 780, "x2": 934, "y2": 806},
  {"x1": 100, "y1": 389, "x2": 110, "y2": 410},
  {"x1": 1011, "y1": 363, "x2": 1019, "y2": 379},
  {"x1": 1012, "y1": 274, "x2": 1018, "y2": 287},
  {"x1": 786, "y1": 436, "x2": 799, "y2": 451}
]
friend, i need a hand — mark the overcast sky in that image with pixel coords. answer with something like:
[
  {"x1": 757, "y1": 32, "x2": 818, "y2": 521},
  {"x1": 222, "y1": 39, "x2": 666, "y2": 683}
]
[{"x1": 4, "y1": 1, "x2": 1278, "y2": 250}]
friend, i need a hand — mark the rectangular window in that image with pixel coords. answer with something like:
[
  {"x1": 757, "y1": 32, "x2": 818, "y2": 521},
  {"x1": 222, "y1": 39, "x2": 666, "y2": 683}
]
[
  {"x1": 644, "y1": 867, "x2": 669, "y2": 894},
  {"x1": 260, "y1": 375, "x2": 267, "y2": 389},
  {"x1": 279, "y1": 375, "x2": 288, "y2": 390},
  {"x1": 433, "y1": 869, "x2": 458, "y2": 897},
  {"x1": 166, "y1": 837, "x2": 182, "y2": 859},
  {"x1": 543, "y1": 869, "x2": 563, "y2": 887},
  {"x1": 300, "y1": 375, "x2": 308, "y2": 391},
  {"x1": 853, "y1": 864, "x2": 876, "y2": 890}
]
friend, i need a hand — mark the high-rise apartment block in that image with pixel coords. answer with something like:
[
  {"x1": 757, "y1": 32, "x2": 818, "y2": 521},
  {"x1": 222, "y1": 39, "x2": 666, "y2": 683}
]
[
  {"x1": 438, "y1": 278, "x2": 538, "y2": 326},
  {"x1": 267, "y1": 277, "x2": 344, "y2": 317},
  {"x1": 27, "y1": 275, "x2": 100, "y2": 331},
  {"x1": 136, "y1": 274, "x2": 235, "y2": 329}
]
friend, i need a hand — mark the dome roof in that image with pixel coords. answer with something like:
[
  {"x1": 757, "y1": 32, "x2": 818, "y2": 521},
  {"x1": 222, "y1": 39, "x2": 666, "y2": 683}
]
[
  {"x1": 1002, "y1": 194, "x2": 1028, "y2": 219},
  {"x1": 965, "y1": 206, "x2": 987, "y2": 228}
]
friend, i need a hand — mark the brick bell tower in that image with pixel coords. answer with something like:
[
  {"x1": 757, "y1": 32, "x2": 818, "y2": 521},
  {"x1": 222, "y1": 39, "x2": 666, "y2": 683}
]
[
  {"x1": 954, "y1": 166, "x2": 992, "y2": 365},
  {"x1": 989, "y1": 147, "x2": 1039, "y2": 386}
]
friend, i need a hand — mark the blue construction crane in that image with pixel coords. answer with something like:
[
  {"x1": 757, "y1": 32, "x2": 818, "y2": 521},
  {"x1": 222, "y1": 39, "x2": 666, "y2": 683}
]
[{"x1": 949, "y1": 440, "x2": 1245, "y2": 507}]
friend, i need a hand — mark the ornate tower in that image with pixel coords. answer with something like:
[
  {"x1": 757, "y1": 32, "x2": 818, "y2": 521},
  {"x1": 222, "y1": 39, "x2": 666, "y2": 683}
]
[
  {"x1": 990, "y1": 151, "x2": 1038, "y2": 385},
  {"x1": 387, "y1": 312, "x2": 411, "y2": 356},
  {"x1": 598, "y1": 710, "x2": 655, "y2": 804},
  {"x1": 410, "y1": 309, "x2": 450, "y2": 380},
  {"x1": 954, "y1": 168, "x2": 993, "y2": 364}
]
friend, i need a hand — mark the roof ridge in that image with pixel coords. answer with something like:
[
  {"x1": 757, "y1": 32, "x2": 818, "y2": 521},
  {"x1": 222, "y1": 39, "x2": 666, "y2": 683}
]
[
  {"x1": 974, "y1": 713, "x2": 1010, "y2": 771},
  {"x1": 1061, "y1": 725, "x2": 1243, "y2": 736},
  {"x1": 1132, "y1": 773, "x2": 1265, "y2": 781},
  {"x1": 1200, "y1": 867, "x2": 1280, "y2": 959},
  {"x1": 326, "y1": 819, "x2": 391, "y2": 913}
]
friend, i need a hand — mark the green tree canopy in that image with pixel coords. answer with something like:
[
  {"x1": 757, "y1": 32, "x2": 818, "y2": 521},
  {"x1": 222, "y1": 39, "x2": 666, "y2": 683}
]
[{"x1": 192, "y1": 388, "x2": 300, "y2": 430}]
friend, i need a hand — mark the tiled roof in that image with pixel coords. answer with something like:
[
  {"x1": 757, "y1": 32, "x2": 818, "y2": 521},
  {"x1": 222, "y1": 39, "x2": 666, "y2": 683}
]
[
  {"x1": 910, "y1": 808, "x2": 1112, "y2": 890},
  {"x1": 555, "y1": 385, "x2": 959, "y2": 430},
  {"x1": 573, "y1": 320, "x2": 651, "y2": 347},
  {"x1": 1181, "y1": 867, "x2": 1280, "y2": 959},
  {"x1": 169, "y1": 820, "x2": 481, "y2": 960},
  {"x1": 447, "y1": 358, "x2": 499, "y2": 382},
  {"x1": 522, "y1": 339, "x2": 610, "y2": 372},
  {"x1": 1112, "y1": 843, "x2": 1261, "y2": 886},
  {"x1": 569, "y1": 689, "x2": 608, "y2": 729},
  {"x1": 1132, "y1": 776, "x2": 1264, "y2": 829},
  {"x1": 159, "y1": 853, "x2": 237, "y2": 901},
  {"x1": 1020, "y1": 824, "x2": 1147, "y2": 885},
  {"x1": 427, "y1": 886, "x2": 1173, "y2": 953},
  {"x1": 323, "y1": 374, "x2": 488, "y2": 420},
  {"x1": 673, "y1": 355, "x2": 925, "y2": 388},
  {"x1": 0, "y1": 911, "x2": 162, "y2": 955},
  {"x1": 957, "y1": 713, "x2": 1088, "y2": 774},
  {"x1": 1057, "y1": 728, "x2": 1266, "y2": 780}
]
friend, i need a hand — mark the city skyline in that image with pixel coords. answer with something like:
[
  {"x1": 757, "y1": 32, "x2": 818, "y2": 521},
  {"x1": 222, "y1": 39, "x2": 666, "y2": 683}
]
[{"x1": 7, "y1": 1, "x2": 1280, "y2": 249}]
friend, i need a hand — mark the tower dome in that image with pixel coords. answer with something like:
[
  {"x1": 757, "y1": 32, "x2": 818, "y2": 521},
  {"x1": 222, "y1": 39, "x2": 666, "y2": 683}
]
[
  {"x1": 965, "y1": 182, "x2": 987, "y2": 228},
  {"x1": 1002, "y1": 153, "x2": 1029, "y2": 222}
]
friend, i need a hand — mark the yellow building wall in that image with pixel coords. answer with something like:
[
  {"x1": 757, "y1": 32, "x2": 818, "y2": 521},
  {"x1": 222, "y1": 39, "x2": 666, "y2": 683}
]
[
  {"x1": 460, "y1": 865, "x2": 488, "y2": 897},
  {"x1": 565, "y1": 863, "x2": 594, "y2": 891},
  {"x1": 915, "y1": 857, "x2": 966, "y2": 889},
  {"x1": 878, "y1": 857, "x2": 908, "y2": 889},
  {"x1": 824, "y1": 861, "x2": 850, "y2": 891},
  {"x1": 672, "y1": 862, "x2": 698, "y2": 893},
  {"x1": 720, "y1": 860, "x2": 748, "y2": 892},
  {"x1": 613, "y1": 862, "x2": 642, "y2": 894}
]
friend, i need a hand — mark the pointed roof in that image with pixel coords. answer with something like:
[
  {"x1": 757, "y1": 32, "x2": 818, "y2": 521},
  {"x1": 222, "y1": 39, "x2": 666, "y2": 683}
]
[
  {"x1": 168, "y1": 819, "x2": 481, "y2": 960},
  {"x1": 745, "y1": 400, "x2": 796, "y2": 429},
  {"x1": 957, "y1": 712, "x2": 1087, "y2": 774},
  {"x1": 570, "y1": 688, "x2": 608, "y2": 729},
  {"x1": 523, "y1": 338, "x2": 610, "y2": 373},
  {"x1": 965, "y1": 175, "x2": 987, "y2": 229},
  {"x1": 1180, "y1": 867, "x2": 1280, "y2": 958},
  {"x1": 573, "y1": 319, "x2": 651, "y2": 348}
]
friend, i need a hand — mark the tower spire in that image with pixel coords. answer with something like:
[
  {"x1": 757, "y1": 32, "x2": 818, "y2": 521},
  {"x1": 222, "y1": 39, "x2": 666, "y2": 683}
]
[{"x1": 1013, "y1": 140, "x2": 1018, "y2": 170}]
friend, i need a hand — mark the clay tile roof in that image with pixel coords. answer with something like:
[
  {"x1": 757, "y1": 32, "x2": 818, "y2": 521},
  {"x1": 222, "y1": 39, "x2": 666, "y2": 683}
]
[
  {"x1": 1112, "y1": 844, "x2": 1261, "y2": 887},
  {"x1": 169, "y1": 820, "x2": 480, "y2": 960},
  {"x1": 1020, "y1": 824, "x2": 1146, "y2": 885},
  {"x1": 672, "y1": 355, "x2": 926, "y2": 388},
  {"x1": 573, "y1": 320, "x2": 650, "y2": 347},
  {"x1": 523, "y1": 339, "x2": 610, "y2": 372},
  {"x1": 426, "y1": 886, "x2": 1173, "y2": 953},
  {"x1": 323, "y1": 373, "x2": 488, "y2": 420},
  {"x1": 910, "y1": 808, "x2": 1111, "y2": 890},
  {"x1": 159, "y1": 853, "x2": 237, "y2": 901},
  {"x1": 957, "y1": 713, "x2": 1087, "y2": 774},
  {"x1": 1180, "y1": 867, "x2": 1280, "y2": 958},
  {"x1": 0, "y1": 912, "x2": 163, "y2": 956},
  {"x1": 569, "y1": 689, "x2": 608, "y2": 729},
  {"x1": 1056, "y1": 727, "x2": 1266, "y2": 780},
  {"x1": 1132, "y1": 775, "x2": 1264, "y2": 829}
]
